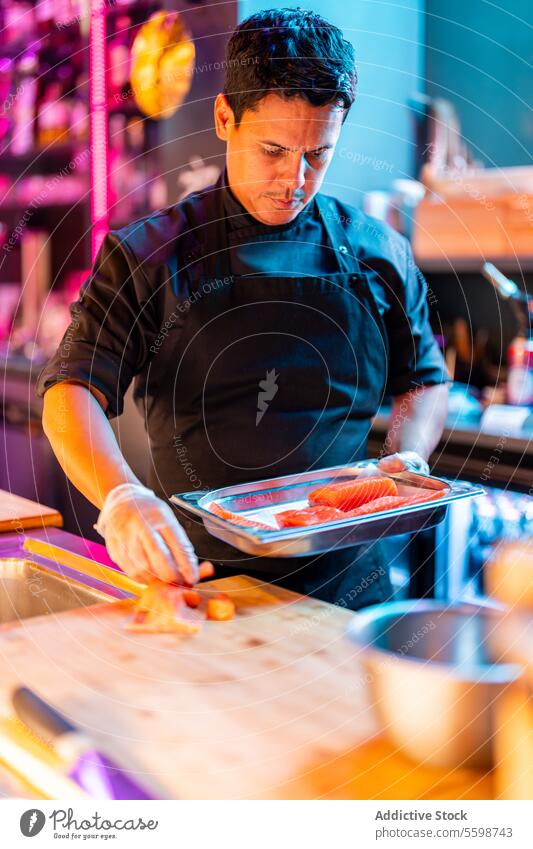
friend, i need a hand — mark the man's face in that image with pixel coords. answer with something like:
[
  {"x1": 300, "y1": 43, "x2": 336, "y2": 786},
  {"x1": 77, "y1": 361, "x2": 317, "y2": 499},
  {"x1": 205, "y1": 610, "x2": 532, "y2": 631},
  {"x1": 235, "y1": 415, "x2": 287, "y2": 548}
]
[{"x1": 215, "y1": 92, "x2": 345, "y2": 225}]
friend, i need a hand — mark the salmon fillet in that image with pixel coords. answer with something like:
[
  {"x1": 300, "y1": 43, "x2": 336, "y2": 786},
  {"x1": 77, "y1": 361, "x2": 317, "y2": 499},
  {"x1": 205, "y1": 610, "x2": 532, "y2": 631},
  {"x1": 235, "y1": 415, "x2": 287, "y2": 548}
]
[
  {"x1": 347, "y1": 495, "x2": 412, "y2": 517},
  {"x1": 348, "y1": 489, "x2": 445, "y2": 517},
  {"x1": 275, "y1": 505, "x2": 347, "y2": 528},
  {"x1": 207, "y1": 486, "x2": 444, "y2": 533},
  {"x1": 208, "y1": 501, "x2": 272, "y2": 529},
  {"x1": 276, "y1": 490, "x2": 445, "y2": 526},
  {"x1": 308, "y1": 476, "x2": 398, "y2": 510},
  {"x1": 399, "y1": 490, "x2": 445, "y2": 506}
]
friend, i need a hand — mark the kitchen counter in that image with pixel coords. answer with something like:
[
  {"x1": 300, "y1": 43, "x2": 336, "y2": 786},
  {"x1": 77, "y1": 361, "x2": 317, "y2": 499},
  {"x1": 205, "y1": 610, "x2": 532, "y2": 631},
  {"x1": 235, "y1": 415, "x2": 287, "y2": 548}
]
[
  {"x1": 370, "y1": 406, "x2": 532, "y2": 491},
  {"x1": 0, "y1": 488, "x2": 62, "y2": 533},
  {"x1": 0, "y1": 528, "x2": 493, "y2": 800}
]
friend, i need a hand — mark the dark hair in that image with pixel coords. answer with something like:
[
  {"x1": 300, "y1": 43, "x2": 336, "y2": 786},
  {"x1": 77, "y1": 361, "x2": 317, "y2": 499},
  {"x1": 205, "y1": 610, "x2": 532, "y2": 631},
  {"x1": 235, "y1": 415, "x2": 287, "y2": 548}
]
[{"x1": 223, "y1": 8, "x2": 357, "y2": 126}]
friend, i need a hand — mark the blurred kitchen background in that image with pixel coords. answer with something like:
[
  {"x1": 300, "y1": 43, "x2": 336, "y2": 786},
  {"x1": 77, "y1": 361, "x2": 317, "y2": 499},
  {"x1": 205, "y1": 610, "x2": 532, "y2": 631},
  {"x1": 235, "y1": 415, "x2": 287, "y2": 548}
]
[{"x1": 0, "y1": 0, "x2": 531, "y2": 601}]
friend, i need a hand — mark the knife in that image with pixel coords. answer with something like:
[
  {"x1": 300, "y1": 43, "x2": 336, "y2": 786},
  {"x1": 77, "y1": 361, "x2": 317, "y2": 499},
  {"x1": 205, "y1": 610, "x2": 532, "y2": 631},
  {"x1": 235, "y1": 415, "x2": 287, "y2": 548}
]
[{"x1": 12, "y1": 687, "x2": 154, "y2": 800}]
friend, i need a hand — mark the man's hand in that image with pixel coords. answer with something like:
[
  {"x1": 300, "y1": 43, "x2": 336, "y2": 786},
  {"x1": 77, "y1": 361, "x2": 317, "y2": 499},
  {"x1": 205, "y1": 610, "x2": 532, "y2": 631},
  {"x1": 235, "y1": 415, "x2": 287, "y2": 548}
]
[
  {"x1": 43, "y1": 384, "x2": 211, "y2": 586},
  {"x1": 94, "y1": 483, "x2": 209, "y2": 585},
  {"x1": 378, "y1": 450, "x2": 430, "y2": 477}
]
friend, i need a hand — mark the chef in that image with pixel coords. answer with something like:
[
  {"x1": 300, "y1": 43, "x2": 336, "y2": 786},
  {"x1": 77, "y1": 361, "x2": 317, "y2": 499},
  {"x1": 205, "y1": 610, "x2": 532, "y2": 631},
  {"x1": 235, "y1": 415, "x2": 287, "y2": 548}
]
[{"x1": 37, "y1": 8, "x2": 449, "y2": 610}]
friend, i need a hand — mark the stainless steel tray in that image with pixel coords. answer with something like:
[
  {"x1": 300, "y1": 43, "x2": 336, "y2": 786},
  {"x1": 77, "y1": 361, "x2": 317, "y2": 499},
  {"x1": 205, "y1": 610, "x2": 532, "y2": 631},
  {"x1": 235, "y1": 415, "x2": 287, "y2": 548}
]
[{"x1": 171, "y1": 462, "x2": 484, "y2": 558}]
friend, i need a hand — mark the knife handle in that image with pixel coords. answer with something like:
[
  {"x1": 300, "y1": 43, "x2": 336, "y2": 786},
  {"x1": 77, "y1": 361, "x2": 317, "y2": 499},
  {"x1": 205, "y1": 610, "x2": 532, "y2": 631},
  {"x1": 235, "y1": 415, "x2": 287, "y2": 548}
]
[{"x1": 12, "y1": 687, "x2": 77, "y2": 743}]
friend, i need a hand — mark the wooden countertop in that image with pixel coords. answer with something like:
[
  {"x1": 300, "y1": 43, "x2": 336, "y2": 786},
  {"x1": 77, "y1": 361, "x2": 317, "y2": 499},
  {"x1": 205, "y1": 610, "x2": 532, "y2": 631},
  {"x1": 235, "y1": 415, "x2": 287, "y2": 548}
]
[
  {"x1": 0, "y1": 575, "x2": 493, "y2": 800},
  {"x1": 0, "y1": 489, "x2": 62, "y2": 533}
]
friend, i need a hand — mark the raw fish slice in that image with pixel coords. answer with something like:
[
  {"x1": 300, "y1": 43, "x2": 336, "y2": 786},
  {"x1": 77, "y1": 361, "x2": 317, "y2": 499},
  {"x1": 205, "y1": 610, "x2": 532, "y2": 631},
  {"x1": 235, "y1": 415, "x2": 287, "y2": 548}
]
[
  {"x1": 275, "y1": 505, "x2": 347, "y2": 528},
  {"x1": 125, "y1": 561, "x2": 231, "y2": 635},
  {"x1": 126, "y1": 580, "x2": 205, "y2": 634},
  {"x1": 276, "y1": 491, "x2": 445, "y2": 527},
  {"x1": 309, "y1": 476, "x2": 398, "y2": 510},
  {"x1": 347, "y1": 490, "x2": 445, "y2": 517},
  {"x1": 208, "y1": 502, "x2": 272, "y2": 529},
  {"x1": 345, "y1": 495, "x2": 411, "y2": 517},
  {"x1": 399, "y1": 490, "x2": 445, "y2": 505}
]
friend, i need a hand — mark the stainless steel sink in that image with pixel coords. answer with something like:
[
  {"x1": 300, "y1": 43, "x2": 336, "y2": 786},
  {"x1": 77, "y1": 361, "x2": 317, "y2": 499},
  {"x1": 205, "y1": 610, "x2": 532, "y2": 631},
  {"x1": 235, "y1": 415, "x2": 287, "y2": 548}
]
[{"x1": 0, "y1": 557, "x2": 118, "y2": 625}]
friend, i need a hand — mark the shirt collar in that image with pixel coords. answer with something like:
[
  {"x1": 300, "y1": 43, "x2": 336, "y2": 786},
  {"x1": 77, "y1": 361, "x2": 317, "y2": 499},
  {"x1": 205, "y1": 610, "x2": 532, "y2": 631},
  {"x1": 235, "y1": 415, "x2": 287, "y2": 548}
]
[{"x1": 220, "y1": 167, "x2": 315, "y2": 233}]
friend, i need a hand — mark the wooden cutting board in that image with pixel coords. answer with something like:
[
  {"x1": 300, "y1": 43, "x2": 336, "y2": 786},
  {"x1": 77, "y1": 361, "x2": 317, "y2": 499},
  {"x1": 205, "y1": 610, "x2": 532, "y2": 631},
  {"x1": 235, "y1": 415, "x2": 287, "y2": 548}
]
[
  {"x1": 0, "y1": 489, "x2": 62, "y2": 533},
  {"x1": 0, "y1": 576, "x2": 492, "y2": 800}
]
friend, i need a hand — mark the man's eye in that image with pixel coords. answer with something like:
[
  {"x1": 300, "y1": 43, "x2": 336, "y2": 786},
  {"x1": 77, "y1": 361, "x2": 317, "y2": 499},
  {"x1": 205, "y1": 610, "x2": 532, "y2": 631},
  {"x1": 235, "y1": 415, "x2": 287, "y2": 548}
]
[
  {"x1": 309, "y1": 148, "x2": 327, "y2": 159},
  {"x1": 263, "y1": 147, "x2": 282, "y2": 157}
]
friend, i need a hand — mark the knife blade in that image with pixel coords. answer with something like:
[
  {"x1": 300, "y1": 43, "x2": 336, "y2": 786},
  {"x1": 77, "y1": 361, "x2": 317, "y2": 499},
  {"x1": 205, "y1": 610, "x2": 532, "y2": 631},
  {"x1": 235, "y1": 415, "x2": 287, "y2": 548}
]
[{"x1": 12, "y1": 686, "x2": 154, "y2": 800}]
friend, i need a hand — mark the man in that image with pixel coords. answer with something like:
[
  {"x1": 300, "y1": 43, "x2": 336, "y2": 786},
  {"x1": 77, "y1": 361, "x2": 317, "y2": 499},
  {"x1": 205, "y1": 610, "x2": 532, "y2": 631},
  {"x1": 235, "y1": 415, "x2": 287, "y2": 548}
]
[{"x1": 37, "y1": 8, "x2": 449, "y2": 609}]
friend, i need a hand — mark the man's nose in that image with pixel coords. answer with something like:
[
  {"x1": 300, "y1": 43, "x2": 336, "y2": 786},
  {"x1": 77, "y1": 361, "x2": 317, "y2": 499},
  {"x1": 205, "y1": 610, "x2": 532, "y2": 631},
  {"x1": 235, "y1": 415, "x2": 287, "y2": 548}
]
[{"x1": 277, "y1": 152, "x2": 307, "y2": 193}]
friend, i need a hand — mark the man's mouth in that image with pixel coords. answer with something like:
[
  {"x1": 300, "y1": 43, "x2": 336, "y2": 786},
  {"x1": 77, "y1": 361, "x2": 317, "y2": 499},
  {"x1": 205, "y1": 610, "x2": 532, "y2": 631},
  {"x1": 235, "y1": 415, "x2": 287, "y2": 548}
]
[{"x1": 267, "y1": 196, "x2": 304, "y2": 210}]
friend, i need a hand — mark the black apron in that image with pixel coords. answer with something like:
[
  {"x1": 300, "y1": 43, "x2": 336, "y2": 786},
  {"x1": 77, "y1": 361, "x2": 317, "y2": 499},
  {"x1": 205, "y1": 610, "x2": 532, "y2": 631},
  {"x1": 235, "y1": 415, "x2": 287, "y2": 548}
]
[{"x1": 146, "y1": 192, "x2": 393, "y2": 609}]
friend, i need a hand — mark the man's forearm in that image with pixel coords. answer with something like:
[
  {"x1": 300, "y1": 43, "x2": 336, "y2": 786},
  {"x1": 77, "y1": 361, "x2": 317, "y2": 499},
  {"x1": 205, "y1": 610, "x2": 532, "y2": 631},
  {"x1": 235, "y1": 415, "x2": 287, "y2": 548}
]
[
  {"x1": 383, "y1": 383, "x2": 449, "y2": 461},
  {"x1": 42, "y1": 382, "x2": 142, "y2": 509}
]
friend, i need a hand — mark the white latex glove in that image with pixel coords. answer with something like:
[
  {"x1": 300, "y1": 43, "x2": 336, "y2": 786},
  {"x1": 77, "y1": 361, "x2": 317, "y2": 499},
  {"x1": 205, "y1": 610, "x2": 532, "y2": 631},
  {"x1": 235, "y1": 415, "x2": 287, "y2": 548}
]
[
  {"x1": 94, "y1": 483, "x2": 201, "y2": 585},
  {"x1": 377, "y1": 450, "x2": 430, "y2": 477}
]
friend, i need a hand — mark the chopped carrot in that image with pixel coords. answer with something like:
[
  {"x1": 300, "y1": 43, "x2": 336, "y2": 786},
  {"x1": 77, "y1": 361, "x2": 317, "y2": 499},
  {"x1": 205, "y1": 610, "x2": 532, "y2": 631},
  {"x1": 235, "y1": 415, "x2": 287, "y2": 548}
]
[
  {"x1": 183, "y1": 589, "x2": 201, "y2": 608},
  {"x1": 206, "y1": 593, "x2": 235, "y2": 621},
  {"x1": 199, "y1": 561, "x2": 215, "y2": 579}
]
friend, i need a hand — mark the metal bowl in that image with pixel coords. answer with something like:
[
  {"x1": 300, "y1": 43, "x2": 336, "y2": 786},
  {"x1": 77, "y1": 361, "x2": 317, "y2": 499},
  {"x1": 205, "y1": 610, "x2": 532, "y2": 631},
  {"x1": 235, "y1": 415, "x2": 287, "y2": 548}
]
[{"x1": 347, "y1": 600, "x2": 521, "y2": 769}]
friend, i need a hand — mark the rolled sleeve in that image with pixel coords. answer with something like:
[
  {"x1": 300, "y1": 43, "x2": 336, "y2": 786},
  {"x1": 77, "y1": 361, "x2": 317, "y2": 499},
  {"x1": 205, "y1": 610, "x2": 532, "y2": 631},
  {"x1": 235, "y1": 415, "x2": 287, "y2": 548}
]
[
  {"x1": 35, "y1": 231, "x2": 156, "y2": 419},
  {"x1": 384, "y1": 239, "x2": 451, "y2": 397}
]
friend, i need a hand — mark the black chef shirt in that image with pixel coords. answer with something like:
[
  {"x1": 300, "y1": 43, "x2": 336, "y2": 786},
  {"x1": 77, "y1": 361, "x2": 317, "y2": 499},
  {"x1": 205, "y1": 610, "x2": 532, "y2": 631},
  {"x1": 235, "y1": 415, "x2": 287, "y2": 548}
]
[
  {"x1": 35, "y1": 170, "x2": 449, "y2": 421},
  {"x1": 223, "y1": 171, "x2": 337, "y2": 277}
]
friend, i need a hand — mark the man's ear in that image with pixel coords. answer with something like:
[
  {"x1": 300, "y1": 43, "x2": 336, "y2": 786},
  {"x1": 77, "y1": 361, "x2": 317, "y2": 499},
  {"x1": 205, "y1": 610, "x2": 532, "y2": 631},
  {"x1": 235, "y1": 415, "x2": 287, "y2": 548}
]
[{"x1": 214, "y1": 93, "x2": 235, "y2": 141}]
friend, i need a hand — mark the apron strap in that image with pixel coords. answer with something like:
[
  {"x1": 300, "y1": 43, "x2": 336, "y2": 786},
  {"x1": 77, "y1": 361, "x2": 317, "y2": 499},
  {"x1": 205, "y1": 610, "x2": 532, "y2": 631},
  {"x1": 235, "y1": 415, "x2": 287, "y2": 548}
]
[{"x1": 179, "y1": 177, "x2": 229, "y2": 286}]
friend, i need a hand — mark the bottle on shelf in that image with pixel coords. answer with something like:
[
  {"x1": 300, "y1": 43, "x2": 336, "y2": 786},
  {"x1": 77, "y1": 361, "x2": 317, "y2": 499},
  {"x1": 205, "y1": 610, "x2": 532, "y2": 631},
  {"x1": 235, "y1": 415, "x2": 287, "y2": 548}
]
[
  {"x1": 2, "y1": 2, "x2": 36, "y2": 47},
  {"x1": 34, "y1": 0, "x2": 55, "y2": 39},
  {"x1": 481, "y1": 263, "x2": 533, "y2": 407},
  {"x1": 108, "y1": 112, "x2": 135, "y2": 225},
  {"x1": 508, "y1": 333, "x2": 533, "y2": 407},
  {"x1": 505, "y1": 292, "x2": 533, "y2": 407},
  {"x1": 10, "y1": 52, "x2": 38, "y2": 155},
  {"x1": 37, "y1": 80, "x2": 70, "y2": 147},
  {"x1": 70, "y1": 72, "x2": 90, "y2": 144},
  {"x1": 0, "y1": 58, "x2": 15, "y2": 149},
  {"x1": 108, "y1": 14, "x2": 133, "y2": 105}
]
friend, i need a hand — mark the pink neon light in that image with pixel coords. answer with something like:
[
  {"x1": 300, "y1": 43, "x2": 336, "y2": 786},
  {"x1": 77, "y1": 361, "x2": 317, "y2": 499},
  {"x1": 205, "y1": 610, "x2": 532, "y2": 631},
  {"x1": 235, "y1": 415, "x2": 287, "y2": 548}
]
[{"x1": 90, "y1": 0, "x2": 109, "y2": 261}]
